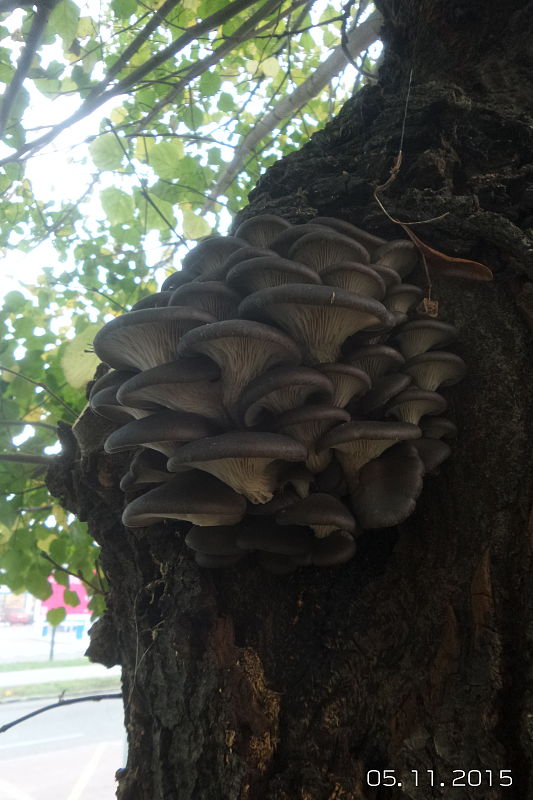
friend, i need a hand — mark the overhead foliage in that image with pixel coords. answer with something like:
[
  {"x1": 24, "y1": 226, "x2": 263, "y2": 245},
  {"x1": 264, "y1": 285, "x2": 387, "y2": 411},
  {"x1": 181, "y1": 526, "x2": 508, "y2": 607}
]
[{"x1": 0, "y1": 0, "x2": 381, "y2": 618}]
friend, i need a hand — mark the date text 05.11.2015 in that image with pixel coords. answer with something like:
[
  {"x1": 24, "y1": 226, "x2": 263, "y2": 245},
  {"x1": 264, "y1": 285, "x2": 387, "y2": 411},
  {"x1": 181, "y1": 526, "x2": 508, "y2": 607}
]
[{"x1": 366, "y1": 769, "x2": 512, "y2": 789}]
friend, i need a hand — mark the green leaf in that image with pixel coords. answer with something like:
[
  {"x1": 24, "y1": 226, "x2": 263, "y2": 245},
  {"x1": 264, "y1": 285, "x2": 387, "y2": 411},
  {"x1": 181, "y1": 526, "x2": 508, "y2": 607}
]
[
  {"x1": 47, "y1": 0, "x2": 80, "y2": 49},
  {"x1": 60, "y1": 323, "x2": 101, "y2": 389},
  {"x1": 47, "y1": 607, "x2": 67, "y2": 626},
  {"x1": 2, "y1": 291, "x2": 27, "y2": 313},
  {"x1": 101, "y1": 187, "x2": 135, "y2": 225},
  {"x1": 64, "y1": 588, "x2": 80, "y2": 607},
  {"x1": 111, "y1": 0, "x2": 137, "y2": 18},
  {"x1": 89, "y1": 133, "x2": 124, "y2": 170},
  {"x1": 218, "y1": 92, "x2": 234, "y2": 113},
  {"x1": 182, "y1": 209, "x2": 211, "y2": 239},
  {"x1": 150, "y1": 140, "x2": 184, "y2": 180},
  {"x1": 199, "y1": 70, "x2": 221, "y2": 97}
]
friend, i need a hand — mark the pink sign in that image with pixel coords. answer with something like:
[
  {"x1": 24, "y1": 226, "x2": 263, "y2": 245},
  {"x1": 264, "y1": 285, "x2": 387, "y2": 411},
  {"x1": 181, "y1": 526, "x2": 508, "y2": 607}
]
[{"x1": 41, "y1": 576, "x2": 91, "y2": 615}]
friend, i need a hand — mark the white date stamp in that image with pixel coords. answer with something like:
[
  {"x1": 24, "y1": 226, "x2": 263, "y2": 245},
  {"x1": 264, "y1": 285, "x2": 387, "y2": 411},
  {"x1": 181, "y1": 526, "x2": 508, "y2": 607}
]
[{"x1": 366, "y1": 769, "x2": 513, "y2": 789}]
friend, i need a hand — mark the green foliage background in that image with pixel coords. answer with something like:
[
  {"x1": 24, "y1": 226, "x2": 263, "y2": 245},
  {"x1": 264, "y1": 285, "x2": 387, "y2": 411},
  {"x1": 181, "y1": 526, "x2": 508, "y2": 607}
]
[{"x1": 0, "y1": 0, "x2": 379, "y2": 621}]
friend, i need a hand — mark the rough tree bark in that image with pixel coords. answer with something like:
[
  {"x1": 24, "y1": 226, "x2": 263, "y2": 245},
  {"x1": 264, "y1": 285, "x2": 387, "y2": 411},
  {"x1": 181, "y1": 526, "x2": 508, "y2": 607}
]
[{"x1": 47, "y1": 1, "x2": 533, "y2": 798}]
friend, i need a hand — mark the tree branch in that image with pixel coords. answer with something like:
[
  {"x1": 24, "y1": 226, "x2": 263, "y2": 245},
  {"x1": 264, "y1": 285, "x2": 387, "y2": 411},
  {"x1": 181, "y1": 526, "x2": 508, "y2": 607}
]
[
  {"x1": 0, "y1": 0, "x2": 266, "y2": 165},
  {"x1": 0, "y1": 419, "x2": 57, "y2": 432},
  {"x1": 0, "y1": 694, "x2": 122, "y2": 734},
  {"x1": 0, "y1": 364, "x2": 78, "y2": 419},
  {"x1": 40, "y1": 550, "x2": 103, "y2": 594},
  {"x1": 0, "y1": 453, "x2": 55, "y2": 465},
  {"x1": 200, "y1": 9, "x2": 383, "y2": 213},
  {"x1": 132, "y1": 0, "x2": 303, "y2": 133}
]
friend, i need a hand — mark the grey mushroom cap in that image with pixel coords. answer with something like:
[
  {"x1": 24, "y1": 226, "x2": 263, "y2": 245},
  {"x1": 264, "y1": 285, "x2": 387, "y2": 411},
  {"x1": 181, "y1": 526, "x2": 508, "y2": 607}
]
[
  {"x1": 90, "y1": 385, "x2": 149, "y2": 423},
  {"x1": 269, "y1": 223, "x2": 332, "y2": 257},
  {"x1": 239, "y1": 365, "x2": 334, "y2": 427},
  {"x1": 383, "y1": 284, "x2": 424, "y2": 314},
  {"x1": 168, "y1": 281, "x2": 241, "y2": 321},
  {"x1": 314, "y1": 457, "x2": 347, "y2": 496},
  {"x1": 311, "y1": 217, "x2": 386, "y2": 254},
  {"x1": 385, "y1": 388, "x2": 448, "y2": 425},
  {"x1": 391, "y1": 319, "x2": 458, "y2": 359},
  {"x1": 119, "y1": 449, "x2": 172, "y2": 492},
  {"x1": 342, "y1": 344, "x2": 405, "y2": 380},
  {"x1": 131, "y1": 292, "x2": 172, "y2": 310},
  {"x1": 315, "y1": 363, "x2": 371, "y2": 408},
  {"x1": 122, "y1": 471, "x2": 247, "y2": 527},
  {"x1": 185, "y1": 525, "x2": 244, "y2": 556},
  {"x1": 276, "y1": 493, "x2": 356, "y2": 537},
  {"x1": 116, "y1": 357, "x2": 227, "y2": 425},
  {"x1": 411, "y1": 438, "x2": 452, "y2": 473},
  {"x1": 104, "y1": 409, "x2": 220, "y2": 456},
  {"x1": 93, "y1": 306, "x2": 216, "y2": 371},
  {"x1": 317, "y1": 420, "x2": 422, "y2": 483},
  {"x1": 321, "y1": 262, "x2": 386, "y2": 299},
  {"x1": 276, "y1": 403, "x2": 351, "y2": 474},
  {"x1": 214, "y1": 245, "x2": 275, "y2": 276},
  {"x1": 226, "y1": 256, "x2": 321, "y2": 295},
  {"x1": 161, "y1": 270, "x2": 195, "y2": 292},
  {"x1": 167, "y1": 431, "x2": 307, "y2": 504},
  {"x1": 373, "y1": 240, "x2": 419, "y2": 278},
  {"x1": 279, "y1": 463, "x2": 315, "y2": 498},
  {"x1": 355, "y1": 372, "x2": 412, "y2": 416},
  {"x1": 181, "y1": 235, "x2": 247, "y2": 278},
  {"x1": 404, "y1": 351, "x2": 467, "y2": 391},
  {"x1": 245, "y1": 488, "x2": 300, "y2": 516},
  {"x1": 288, "y1": 230, "x2": 371, "y2": 271},
  {"x1": 234, "y1": 214, "x2": 292, "y2": 247},
  {"x1": 351, "y1": 442, "x2": 425, "y2": 528},
  {"x1": 370, "y1": 263, "x2": 402, "y2": 289},
  {"x1": 236, "y1": 520, "x2": 313, "y2": 555},
  {"x1": 177, "y1": 318, "x2": 302, "y2": 423},
  {"x1": 239, "y1": 284, "x2": 394, "y2": 365},
  {"x1": 311, "y1": 530, "x2": 357, "y2": 567},
  {"x1": 420, "y1": 416, "x2": 458, "y2": 439}
]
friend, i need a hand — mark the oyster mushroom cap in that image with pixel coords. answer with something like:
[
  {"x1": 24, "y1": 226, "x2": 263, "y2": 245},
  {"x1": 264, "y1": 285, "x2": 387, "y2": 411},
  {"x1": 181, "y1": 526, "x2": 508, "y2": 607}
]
[
  {"x1": 276, "y1": 493, "x2": 356, "y2": 538},
  {"x1": 116, "y1": 357, "x2": 227, "y2": 425},
  {"x1": 239, "y1": 284, "x2": 394, "y2": 365},
  {"x1": 420, "y1": 416, "x2": 458, "y2": 439},
  {"x1": 167, "y1": 431, "x2": 307, "y2": 505},
  {"x1": 236, "y1": 519, "x2": 314, "y2": 555},
  {"x1": 168, "y1": 281, "x2": 241, "y2": 321},
  {"x1": 234, "y1": 214, "x2": 292, "y2": 247},
  {"x1": 226, "y1": 256, "x2": 321, "y2": 294},
  {"x1": 181, "y1": 235, "x2": 247, "y2": 279},
  {"x1": 411, "y1": 438, "x2": 452, "y2": 473},
  {"x1": 352, "y1": 442, "x2": 425, "y2": 528},
  {"x1": 119, "y1": 449, "x2": 172, "y2": 492},
  {"x1": 275, "y1": 403, "x2": 350, "y2": 474},
  {"x1": 104, "y1": 409, "x2": 220, "y2": 457},
  {"x1": 269, "y1": 223, "x2": 332, "y2": 257},
  {"x1": 195, "y1": 553, "x2": 244, "y2": 568},
  {"x1": 404, "y1": 351, "x2": 467, "y2": 391},
  {"x1": 89, "y1": 369, "x2": 145, "y2": 422},
  {"x1": 311, "y1": 530, "x2": 357, "y2": 567},
  {"x1": 383, "y1": 283, "x2": 424, "y2": 314},
  {"x1": 391, "y1": 319, "x2": 458, "y2": 359},
  {"x1": 160, "y1": 270, "x2": 195, "y2": 292},
  {"x1": 240, "y1": 365, "x2": 334, "y2": 427},
  {"x1": 185, "y1": 525, "x2": 244, "y2": 556},
  {"x1": 317, "y1": 420, "x2": 422, "y2": 491},
  {"x1": 93, "y1": 306, "x2": 216, "y2": 371},
  {"x1": 177, "y1": 319, "x2": 302, "y2": 423},
  {"x1": 131, "y1": 291, "x2": 172, "y2": 310},
  {"x1": 373, "y1": 240, "x2": 418, "y2": 278},
  {"x1": 371, "y1": 262, "x2": 402, "y2": 289},
  {"x1": 288, "y1": 230, "x2": 371, "y2": 271},
  {"x1": 321, "y1": 262, "x2": 386, "y2": 299},
  {"x1": 122, "y1": 471, "x2": 247, "y2": 527},
  {"x1": 342, "y1": 344, "x2": 405, "y2": 380},
  {"x1": 385, "y1": 388, "x2": 448, "y2": 425},
  {"x1": 311, "y1": 217, "x2": 386, "y2": 254},
  {"x1": 315, "y1": 363, "x2": 371, "y2": 408},
  {"x1": 355, "y1": 372, "x2": 412, "y2": 416}
]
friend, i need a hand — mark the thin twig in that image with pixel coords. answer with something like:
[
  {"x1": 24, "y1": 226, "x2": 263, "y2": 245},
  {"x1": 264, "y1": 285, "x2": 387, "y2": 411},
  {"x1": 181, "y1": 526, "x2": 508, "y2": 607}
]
[
  {"x1": 0, "y1": 453, "x2": 54, "y2": 465},
  {"x1": 0, "y1": 694, "x2": 122, "y2": 734},
  {"x1": 40, "y1": 551, "x2": 103, "y2": 594},
  {"x1": 0, "y1": 365, "x2": 78, "y2": 419},
  {"x1": 0, "y1": 419, "x2": 57, "y2": 432}
]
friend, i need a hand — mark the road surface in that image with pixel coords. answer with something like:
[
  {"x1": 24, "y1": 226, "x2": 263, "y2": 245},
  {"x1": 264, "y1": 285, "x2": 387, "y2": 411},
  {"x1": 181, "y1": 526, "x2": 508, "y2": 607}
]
[{"x1": 0, "y1": 696, "x2": 125, "y2": 799}]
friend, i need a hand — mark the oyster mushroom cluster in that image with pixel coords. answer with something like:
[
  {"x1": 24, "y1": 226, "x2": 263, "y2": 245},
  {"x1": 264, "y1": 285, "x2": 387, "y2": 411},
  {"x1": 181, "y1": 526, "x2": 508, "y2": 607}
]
[{"x1": 90, "y1": 214, "x2": 466, "y2": 573}]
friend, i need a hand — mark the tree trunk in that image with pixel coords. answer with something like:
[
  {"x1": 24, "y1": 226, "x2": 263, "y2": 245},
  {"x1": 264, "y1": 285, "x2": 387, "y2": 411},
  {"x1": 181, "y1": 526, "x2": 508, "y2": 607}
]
[{"x1": 46, "y1": 1, "x2": 533, "y2": 797}]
